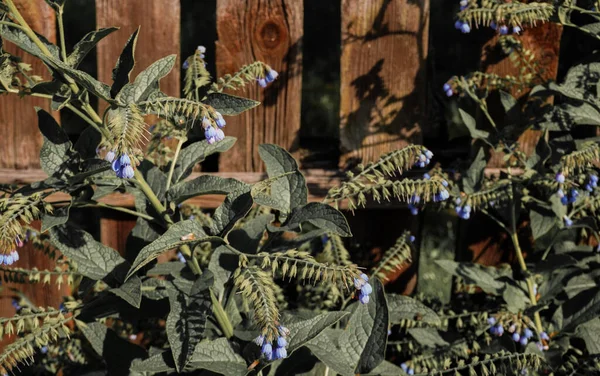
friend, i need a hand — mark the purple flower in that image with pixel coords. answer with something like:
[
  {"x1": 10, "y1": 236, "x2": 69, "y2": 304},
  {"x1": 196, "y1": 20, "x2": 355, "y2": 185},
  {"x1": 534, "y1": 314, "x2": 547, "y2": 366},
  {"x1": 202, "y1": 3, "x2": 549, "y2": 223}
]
[
  {"x1": 105, "y1": 150, "x2": 115, "y2": 162},
  {"x1": 443, "y1": 83, "x2": 451, "y2": 92},
  {"x1": 361, "y1": 283, "x2": 373, "y2": 295},
  {"x1": 215, "y1": 112, "x2": 226, "y2": 128},
  {"x1": 524, "y1": 328, "x2": 533, "y2": 339},
  {"x1": 512, "y1": 332, "x2": 520, "y2": 342},
  {"x1": 205, "y1": 126, "x2": 217, "y2": 144},
  {"x1": 487, "y1": 317, "x2": 496, "y2": 326},
  {"x1": 254, "y1": 335, "x2": 265, "y2": 346},
  {"x1": 277, "y1": 336, "x2": 287, "y2": 347},
  {"x1": 454, "y1": 20, "x2": 463, "y2": 30},
  {"x1": 215, "y1": 128, "x2": 225, "y2": 142},
  {"x1": 359, "y1": 292, "x2": 370, "y2": 304},
  {"x1": 495, "y1": 325, "x2": 504, "y2": 336},
  {"x1": 408, "y1": 204, "x2": 419, "y2": 215},
  {"x1": 519, "y1": 336, "x2": 528, "y2": 346},
  {"x1": 258, "y1": 78, "x2": 267, "y2": 88},
  {"x1": 202, "y1": 116, "x2": 212, "y2": 129},
  {"x1": 460, "y1": 22, "x2": 471, "y2": 33},
  {"x1": 446, "y1": 88, "x2": 454, "y2": 97},
  {"x1": 274, "y1": 346, "x2": 287, "y2": 359},
  {"x1": 555, "y1": 172, "x2": 565, "y2": 184},
  {"x1": 499, "y1": 25, "x2": 509, "y2": 35},
  {"x1": 266, "y1": 69, "x2": 279, "y2": 83},
  {"x1": 261, "y1": 342, "x2": 273, "y2": 359}
]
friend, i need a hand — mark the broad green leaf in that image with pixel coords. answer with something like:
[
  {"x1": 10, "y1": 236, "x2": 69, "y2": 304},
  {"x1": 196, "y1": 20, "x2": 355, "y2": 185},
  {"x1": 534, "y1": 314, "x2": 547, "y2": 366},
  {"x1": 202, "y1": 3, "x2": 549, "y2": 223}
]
[
  {"x1": 60, "y1": 65, "x2": 113, "y2": 102},
  {"x1": 127, "y1": 220, "x2": 220, "y2": 279},
  {"x1": 386, "y1": 294, "x2": 441, "y2": 326},
  {"x1": 167, "y1": 175, "x2": 249, "y2": 204},
  {"x1": 269, "y1": 202, "x2": 351, "y2": 237},
  {"x1": 41, "y1": 202, "x2": 71, "y2": 232},
  {"x1": 171, "y1": 137, "x2": 237, "y2": 183},
  {"x1": 120, "y1": 54, "x2": 176, "y2": 104},
  {"x1": 256, "y1": 144, "x2": 307, "y2": 214},
  {"x1": 287, "y1": 311, "x2": 349, "y2": 353},
  {"x1": 68, "y1": 27, "x2": 118, "y2": 68},
  {"x1": 146, "y1": 262, "x2": 186, "y2": 276},
  {"x1": 111, "y1": 28, "x2": 139, "y2": 97},
  {"x1": 208, "y1": 245, "x2": 238, "y2": 297},
  {"x1": 307, "y1": 329, "x2": 355, "y2": 375},
  {"x1": 188, "y1": 338, "x2": 247, "y2": 376},
  {"x1": 459, "y1": 108, "x2": 489, "y2": 141},
  {"x1": 0, "y1": 24, "x2": 60, "y2": 61},
  {"x1": 365, "y1": 361, "x2": 407, "y2": 375},
  {"x1": 167, "y1": 277, "x2": 211, "y2": 372},
  {"x1": 228, "y1": 214, "x2": 274, "y2": 254},
  {"x1": 408, "y1": 327, "x2": 449, "y2": 348},
  {"x1": 50, "y1": 224, "x2": 125, "y2": 281},
  {"x1": 462, "y1": 148, "x2": 486, "y2": 194},
  {"x1": 576, "y1": 318, "x2": 600, "y2": 355},
  {"x1": 529, "y1": 202, "x2": 556, "y2": 240},
  {"x1": 212, "y1": 190, "x2": 253, "y2": 236},
  {"x1": 435, "y1": 260, "x2": 511, "y2": 295},
  {"x1": 339, "y1": 278, "x2": 388, "y2": 374},
  {"x1": 526, "y1": 136, "x2": 551, "y2": 169},
  {"x1": 110, "y1": 275, "x2": 142, "y2": 308},
  {"x1": 553, "y1": 287, "x2": 600, "y2": 332},
  {"x1": 499, "y1": 90, "x2": 517, "y2": 114},
  {"x1": 202, "y1": 92, "x2": 260, "y2": 115},
  {"x1": 141, "y1": 278, "x2": 170, "y2": 301},
  {"x1": 37, "y1": 108, "x2": 71, "y2": 177},
  {"x1": 130, "y1": 351, "x2": 175, "y2": 373}
]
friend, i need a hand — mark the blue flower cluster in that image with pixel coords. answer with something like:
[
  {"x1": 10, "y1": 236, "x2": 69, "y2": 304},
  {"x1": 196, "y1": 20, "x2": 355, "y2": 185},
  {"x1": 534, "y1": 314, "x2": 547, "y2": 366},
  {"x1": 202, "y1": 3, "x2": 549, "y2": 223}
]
[
  {"x1": 255, "y1": 325, "x2": 289, "y2": 361},
  {"x1": 490, "y1": 22, "x2": 522, "y2": 35},
  {"x1": 400, "y1": 362, "x2": 415, "y2": 375},
  {"x1": 1, "y1": 237, "x2": 23, "y2": 266},
  {"x1": 203, "y1": 113, "x2": 226, "y2": 144},
  {"x1": 443, "y1": 82, "x2": 454, "y2": 97},
  {"x1": 408, "y1": 194, "x2": 420, "y2": 216},
  {"x1": 433, "y1": 188, "x2": 450, "y2": 202},
  {"x1": 454, "y1": 20, "x2": 471, "y2": 34},
  {"x1": 563, "y1": 215, "x2": 573, "y2": 227},
  {"x1": 354, "y1": 273, "x2": 372, "y2": 304},
  {"x1": 488, "y1": 317, "x2": 550, "y2": 350},
  {"x1": 182, "y1": 46, "x2": 206, "y2": 70},
  {"x1": 585, "y1": 174, "x2": 598, "y2": 192},
  {"x1": 558, "y1": 188, "x2": 578, "y2": 205},
  {"x1": 415, "y1": 149, "x2": 434, "y2": 168},
  {"x1": 258, "y1": 69, "x2": 279, "y2": 88},
  {"x1": 454, "y1": 198, "x2": 472, "y2": 220},
  {"x1": 106, "y1": 153, "x2": 135, "y2": 179}
]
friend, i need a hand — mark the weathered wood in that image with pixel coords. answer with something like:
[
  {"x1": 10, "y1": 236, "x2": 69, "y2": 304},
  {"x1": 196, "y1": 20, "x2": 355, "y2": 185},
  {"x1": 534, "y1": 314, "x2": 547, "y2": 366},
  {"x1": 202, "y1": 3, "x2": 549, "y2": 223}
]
[
  {"x1": 339, "y1": 0, "x2": 429, "y2": 167},
  {"x1": 95, "y1": 0, "x2": 181, "y2": 113},
  {"x1": 100, "y1": 212, "x2": 136, "y2": 256},
  {"x1": 482, "y1": 23, "x2": 563, "y2": 168},
  {"x1": 215, "y1": 0, "x2": 303, "y2": 172},
  {"x1": 0, "y1": 0, "x2": 56, "y2": 169}
]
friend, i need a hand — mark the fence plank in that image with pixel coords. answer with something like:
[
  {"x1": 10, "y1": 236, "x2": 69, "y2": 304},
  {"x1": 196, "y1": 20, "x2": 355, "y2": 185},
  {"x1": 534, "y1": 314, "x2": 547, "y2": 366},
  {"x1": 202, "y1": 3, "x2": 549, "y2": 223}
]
[
  {"x1": 0, "y1": 0, "x2": 56, "y2": 170},
  {"x1": 215, "y1": 0, "x2": 303, "y2": 172},
  {"x1": 95, "y1": 0, "x2": 181, "y2": 110},
  {"x1": 339, "y1": 0, "x2": 429, "y2": 167},
  {"x1": 100, "y1": 212, "x2": 136, "y2": 256}
]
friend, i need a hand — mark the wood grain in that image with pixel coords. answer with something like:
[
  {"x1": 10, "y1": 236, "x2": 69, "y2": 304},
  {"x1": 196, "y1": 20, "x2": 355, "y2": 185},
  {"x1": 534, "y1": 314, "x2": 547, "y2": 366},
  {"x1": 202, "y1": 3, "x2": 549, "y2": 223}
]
[
  {"x1": 0, "y1": 0, "x2": 56, "y2": 170},
  {"x1": 95, "y1": 0, "x2": 181, "y2": 113},
  {"x1": 339, "y1": 0, "x2": 429, "y2": 167},
  {"x1": 100, "y1": 212, "x2": 136, "y2": 256},
  {"x1": 215, "y1": 0, "x2": 303, "y2": 172}
]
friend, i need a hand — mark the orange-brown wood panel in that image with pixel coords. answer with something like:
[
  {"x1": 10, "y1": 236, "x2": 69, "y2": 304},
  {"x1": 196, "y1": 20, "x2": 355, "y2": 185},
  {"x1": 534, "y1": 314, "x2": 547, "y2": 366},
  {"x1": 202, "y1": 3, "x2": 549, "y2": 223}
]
[
  {"x1": 339, "y1": 0, "x2": 429, "y2": 167},
  {"x1": 100, "y1": 212, "x2": 137, "y2": 256},
  {"x1": 216, "y1": 0, "x2": 303, "y2": 172},
  {"x1": 0, "y1": 0, "x2": 56, "y2": 170},
  {"x1": 95, "y1": 0, "x2": 181, "y2": 115}
]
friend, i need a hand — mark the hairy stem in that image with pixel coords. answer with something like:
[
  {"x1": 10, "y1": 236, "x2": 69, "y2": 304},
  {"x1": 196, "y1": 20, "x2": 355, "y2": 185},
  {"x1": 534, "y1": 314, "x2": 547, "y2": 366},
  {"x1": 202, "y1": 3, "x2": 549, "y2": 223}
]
[
  {"x1": 57, "y1": 8, "x2": 67, "y2": 62},
  {"x1": 210, "y1": 290, "x2": 234, "y2": 339},
  {"x1": 77, "y1": 202, "x2": 154, "y2": 221},
  {"x1": 165, "y1": 136, "x2": 186, "y2": 196}
]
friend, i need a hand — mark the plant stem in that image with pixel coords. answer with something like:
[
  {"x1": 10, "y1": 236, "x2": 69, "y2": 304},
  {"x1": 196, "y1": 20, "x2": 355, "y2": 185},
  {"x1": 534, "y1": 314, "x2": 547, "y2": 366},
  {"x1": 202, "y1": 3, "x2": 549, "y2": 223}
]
[
  {"x1": 0, "y1": 20, "x2": 26, "y2": 31},
  {"x1": 57, "y1": 8, "x2": 68, "y2": 62},
  {"x1": 65, "y1": 104, "x2": 103, "y2": 134},
  {"x1": 165, "y1": 136, "x2": 186, "y2": 195},
  {"x1": 210, "y1": 290, "x2": 234, "y2": 339},
  {"x1": 78, "y1": 202, "x2": 154, "y2": 221}
]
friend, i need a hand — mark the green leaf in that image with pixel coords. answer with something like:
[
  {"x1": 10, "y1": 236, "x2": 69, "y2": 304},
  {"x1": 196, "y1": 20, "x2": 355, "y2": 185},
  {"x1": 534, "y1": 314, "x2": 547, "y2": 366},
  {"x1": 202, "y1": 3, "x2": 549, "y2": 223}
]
[
  {"x1": 167, "y1": 277, "x2": 211, "y2": 372},
  {"x1": 207, "y1": 245, "x2": 238, "y2": 297},
  {"x1": 130, "y1": 351, "x2": 175, "y2": 373},
  {"x1": 0, "y1": 24, "x2": 60, "y2": 61},
  {"x1": 168, "y1": 175, "x2": 249, "y2": 204},
  {"x1": 499, "y1": 90, "x2": 517, "y2": 114},
  {"x1": 37, "y1": 108, "x2": 71, "y2": 177},
  {"x1": 74, "y1": 126, "x2": 102, "y2": 159},
  {"x1": 202, "y1": 92, "x2": 260, "y2": 116},
  {"x1": 41, "y1": 202, "x2": 71, "y2": 232},
  {"x1": 408, "y1": 327, "x2": 449, "y2": 348},
  {"x1": 60, "y1": 65, "x2": 113, "y2": 102},
  {"x1": 459, "y1": 108, "x2": 489, "y2": 141},
  {"x1": 119, "y1": 54, "x2": 177, "y2": 104},
  {"x1": 287, "y1": 311, "x2": 349, "y2": 353},
  {"x1": 307, "y1": 329, "x2": 355, "y2": 376},
  {"x1": 127, "y1": 220, "x2": 220, "y2": 279},
  {"x1": 110, "y1": 275, "x2": 142, "y2": 308},
  {"x1": 68, "y1": 27, "x2": 118, "y2": 68},
  {"x1": 462, "y1": 148, "x2": 486, "y2": 194},
  {"x1": 269, "y1": 202, "x2": 352, "y2": 237},
  {"x1": 141, "y1": 278, "x2": 170, "y2": 301},
  {"x1": 171, "y1": 137, "x2": 237, "y2": 183},
  {"x1": 256, "y1": 144, "x2": 307, "y2": 214},
  {"x1": 435, "y1": 260, "x2": 511, "y2": 295},
  {"x1": 553, "y1": 287, "x2": 600, "y2": 332},
  {"x1": 386, "y1": 294, "x2": 441, "y2": 326},
  {"x1": 111, "y1": 28, "x2": 139, "y2": 97},
  {"x1": 49, "y1": 224, "x2": 125, "y2": 280},
  {"x1": 188, "y1": 338, "x2": 247, "y2": 376},
  {"x1": 529, "y1": 202, "x2": 556, "y2": 240},
  {"x1": 340, "y1": 278, "x2": 388, "y2": 374},
  {"x1": 576, "y1": 318, "x2": 600, "y2": 355},
  {"x1": 228, "y1": 214, "x2": 274, "y2": 254},
  {"x1": 213, "y1": 191, "x2": 253, "y2": 236},
  {"x1": 526, "y1": 136, "x2": 551, "y2": 169}
]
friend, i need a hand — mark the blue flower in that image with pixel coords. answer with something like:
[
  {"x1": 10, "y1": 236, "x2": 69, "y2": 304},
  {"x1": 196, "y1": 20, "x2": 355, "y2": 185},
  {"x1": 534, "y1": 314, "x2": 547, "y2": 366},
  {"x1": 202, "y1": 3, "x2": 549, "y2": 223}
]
[
  {"x1": 215, "y1": 112, "x2": 226, "y2": 128},
  {"x1": 410, "y1": 194, "x2": 421, "y2": 204},
  {"x1": 359, "y1": 292, "x2": 370, "y2": 304},
  {"x1": 495, "y1": 325, "x2": 504, "y2": 336},
  {"x1": 564, "y1": 216, "x2": 573, "y2": 227},
  {"x1": 177, "y1": 252, "x2": 187, "y2": 263},
  {"x1": 122, "y1": 165, "x2": 135, "y2": 179},
  {"x1": 540, "y1": 332, "x2": 549, "y2": 341},
  {"x1": 361, "y1": 283, "x2": 373, "y2": 295},
  {"x1": 513, "y1": 26, "x2": 522, "y2": 34},
  {"x1": 490, "y1": 21, "x2": 497, "y2": 30},
  {"x1": 446, "y1": 88, "x2": 454, "y2": 97},
  {"x1": 277, "y1": 336, "x2": 287, "y2": 347},
  {"x1": 408, "y1": 204, "x2": 419, "y2": 215},
  {"x1": 40, "y1": 346, "x2": 48, "y2": 354},
  {"x1": 360, "y1": 273, "x2": 369, "y2": 282},
  {"x1": 112, "y1": 159, "x2": 121, "y2": 172},
  {"x1": 499, "y1": 25, "x2": 509, "y2": 35},
  {"x1": 442, "y1": 180, "x2": 449, "y2": 187},
  {"x1": 454, "y1": 20, "x2": 463, "y2": 30},
  {"x1": 10, "y1": 250, "x2": 19, "y2": 262},
  {"x1": 409, "y1": 235, "x2": 415, "y2": 242},
  {"x1": 401, "y1": 363, "x2": 408, "y2": 372},
  {"x1": 261, "y1": 342, "x2": 273, "y2": 359},
  {"x1": 278, "y1": 325, "x2": 290, "y2": 337},
  {"x1": 119, "y1": 154, "x2": 131, "y2": 166},
  {"x1": 423, "y1": 173, "x2": 431, "y2": 180},
  {"x1": 105, "y1": 150, "x2": 115, "y2": 162},
  {"x1": 182, "y1": 60, "x2": 189, "y2": 70},
  {"x1": 266, "y1": 69, "x2": 279, "y2": 83},
  {"x1": 202, "y1": 116, "x2": 212, "y2": 129},
  {"x1": 425, "y1": 150, "x2": 433, "y2": 159},
  {"x1": 205, "y1": 126, "x2": 217, "y2": 144},
  {"x1": 557, "y1": 189, "x2": 564, "y2": 198},
  {"x1": 512, "y1": 332, "x2": 520, "y2": 342},
  {"x1": 408, "y1": 368, "x2": 415, "y2": 375},
  {"x1": 443, "y1": 83, "x2": 451, "y2": 92},
  {"x1": 586, "y1": 184, "x2": 593, "y2": 192},
  {"x1": 5, "y1": 255, "x2": 14, "y2": 265},
  {"x1": 11, "y1": 299, "x2": 20, "y2": 310},
  {"x1": 460, "y1": 22, "x2": 471, "y2": 33},
  {"x1": 555, "y1": 172, "x2": 565, "y2": 183},
  {"x1": 198, "y1": 45, "x2": 206, "y2": 53},
  {"x1": 274, "y1": 346, "x2": 287, "y2": 359},
  {"x1": 215, "y1": 128, "x2": 225, "y2": 142},
  {"x1": 560, "y1": 196, "x2": 568, "y2": 205},
  {"x1": 519, "y1": 336, "x2": 528, "y2": 346},
  {"x1": 524, "y1": 328, "x2": 533, "y2": 339},
  {"x1": 487, "y1": 317, "x2": 496, "y2": 326},
  {"x1": 258, "y1": 78, "x2": 267, "y2": 88},
  {"x1": 254, "y1": 335, "x2": 265, "y2": 346}
]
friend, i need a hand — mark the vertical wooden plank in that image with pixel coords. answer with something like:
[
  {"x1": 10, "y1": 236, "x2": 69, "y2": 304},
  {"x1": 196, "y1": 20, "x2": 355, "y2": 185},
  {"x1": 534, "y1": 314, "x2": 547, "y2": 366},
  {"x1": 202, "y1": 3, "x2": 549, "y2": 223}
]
[
  {"x1": 483, "y1": 23, "x2": 562, "y2": 167},
  {"x1": 0, "y1": 0, "x2": 56, "y2": 169},
  {"x1": 100, "y1": 213, "x2": 137, "y2": 256},
  {"x1": 95, "y1": 0, "x2": 181, "y2": 113},
  {"x1": 216, "y1": 0, "x2": 303, "y2": 172},
  {"x1": 339, "y1": 0, "x2": 429, "y2": 167}
]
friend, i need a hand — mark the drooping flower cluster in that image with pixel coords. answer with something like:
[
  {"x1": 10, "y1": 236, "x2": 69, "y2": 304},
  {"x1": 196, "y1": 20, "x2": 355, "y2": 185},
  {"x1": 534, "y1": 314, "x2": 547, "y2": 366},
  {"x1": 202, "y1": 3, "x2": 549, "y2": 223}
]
[
  {"x1": 414, "y1": 149, "x2": 433, "y2": 168},
  {"x1": 490, "y1": 22, "x2": 522, "y2": 35},
  {"x1": 354, "y1": 273, "x2": 372, "y2": 304},
  {"x1": 0, "y1": 237, "x2": 22, "y2": 266},
  {"x1": 202, "y1": 112, "x2": 226, "y2": 144},
  {"x1": 182, "y1": 45, "x2": 206, "y2": 70},
  {"x1": 585, "y1": 174, "x2": 598, "y2": 192},
  {"x1": 257, "y1": 68, "x2": 279, "y2": 88},
  {"x1": 487, "y1": 316, "x2": 549, "y2": 351},
  {"x1": 400, "y1": 362, "x2": 415, "y2": 375},
  {"x1": 558, "y1": 187, "x2": 578, "y2": 205},
  {"x1": 106, "y1": 153, "x2": 135, "y2": 179},
  {"x1": 255, "y1": 325, "x2": 289, "y2": 361},
  {"x1": 454, "y1": 197, "x2": 472, "y2": 220}
]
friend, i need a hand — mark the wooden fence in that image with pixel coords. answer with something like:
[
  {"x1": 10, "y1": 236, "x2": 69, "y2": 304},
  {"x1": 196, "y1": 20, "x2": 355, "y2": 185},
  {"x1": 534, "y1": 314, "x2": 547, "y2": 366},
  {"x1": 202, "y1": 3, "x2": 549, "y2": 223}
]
[{"x1": 0, "y1": 0, "x2": 563, "y2": 314}]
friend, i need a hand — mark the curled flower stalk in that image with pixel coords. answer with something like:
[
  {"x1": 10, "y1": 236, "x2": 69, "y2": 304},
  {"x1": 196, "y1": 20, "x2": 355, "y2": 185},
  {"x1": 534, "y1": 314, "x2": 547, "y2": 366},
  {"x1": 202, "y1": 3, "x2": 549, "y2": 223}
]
[{"x1": 209, "y1": 61, "x2": 279, "y2": 93}]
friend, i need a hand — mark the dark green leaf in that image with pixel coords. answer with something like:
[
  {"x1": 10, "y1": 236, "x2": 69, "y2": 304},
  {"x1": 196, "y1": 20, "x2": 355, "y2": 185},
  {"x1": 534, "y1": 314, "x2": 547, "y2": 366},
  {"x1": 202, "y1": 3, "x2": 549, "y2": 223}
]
[
  {"x1": 130, "y1": 351, "x2": 175, "y2": 373},
  {"x1": 228, "y1": 214, "x2": 274, "y2": 254},
  {"x1": 459, "y1": 109, "x2": 489, "y2": 141},
  {"x1": 146, "y1": 262, "x2": 186, "y2": 276},
  {"x1": 408, "y1": 327, "x2": 449, "y2": 348},
  {"x1": 74, "y1": 126, "x2": 102, "y2": 159},
  {"x1": 68, "y1": 27, "x2": 118, "y2": 68},
  {"x1": 37, "y1": 108, "x2": 71, "y2": 177},
  {"x1": 41, "y1": 202, "x2": 71, "y2": 232},
  {"x1": 529, "y1": 202, "x2": 556, "y2": 240},
  {"x1": 119, "y1": 54, "x2": 176, "y2": 104},
  {"x1": 188, "y1": 338, "x2": 247, "y2": 376},
  {"x1": 576, "y1": 318, "x2": 600, "y2": 355},
  {"x1": 269, "y1": 202, "x2": 351, "y2": 237},
  {"x1": 435, "y1": 260, "x2": 511, "y2": 295},
  {"x1": 553, "y1": 287, "x2": 600, "y2": 332},
  {"x1": 171, "y1": 137, "x2": 236, "y2": 183},
  {"x1": 207, "y1": 245, "x2": 238, "y2": 297},
  {"x1": 111, "y1": 28, "x2": 139, "y2": 97},
  {"x1": 110, "y1": 275, "x2": 142, "y2": 308},
  {"x1": 50, "y1": 224, "x2": 125, "y2": 280},
  {"x1": 167, "y1": 175, "x2": 249, "y2": 204},
  {"x1": 202, "y1": 92, "x2": 260, "y2": 116},
  {"x1": 462, "y1": 148, "x2": 486, "y2": 194},
  {"x1": 499, "y1": 90, "x2": 517, "y2": 114},
  {"x1": 0, "y1": 24, "x2": 60, "y2": 61},
  {"x1": 287, "y1": 311, "x2": 349, "y2": 353},
  {"x1": 141, "y1": 278, "x2": 170, "y2": 301},
  {"x1": 307, "y1": 329, "x2": 354, "y2": 375},
  {"x1": 386, "y1": 294, "x2": 441, "y2": 326},
  {"x1": 127, "y1": 220, "x2": 221, "y2": 279}
]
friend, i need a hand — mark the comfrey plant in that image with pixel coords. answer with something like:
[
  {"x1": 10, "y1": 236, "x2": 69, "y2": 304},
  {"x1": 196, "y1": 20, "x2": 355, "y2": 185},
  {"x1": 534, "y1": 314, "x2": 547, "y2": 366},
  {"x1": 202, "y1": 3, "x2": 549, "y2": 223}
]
[{"x1": 0, "y1": 1, "x2": 455, "y2": 376}]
